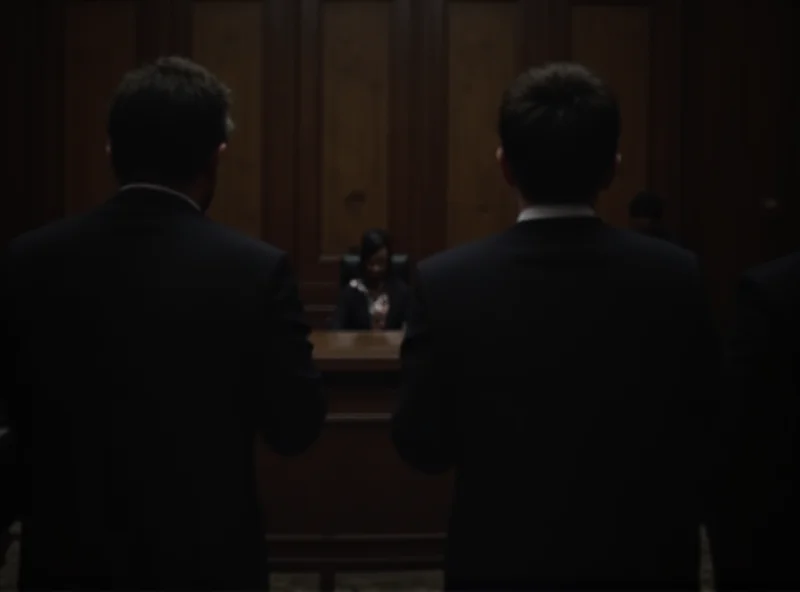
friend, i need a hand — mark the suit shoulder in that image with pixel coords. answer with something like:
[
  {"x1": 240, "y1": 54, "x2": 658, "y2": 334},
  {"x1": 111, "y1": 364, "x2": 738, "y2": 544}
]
[
  {"x1": 612, "y1": 228, "x2": 698, "y2": 270},
  {"x1": 418, "y1": 227, "x2": 698, "y2": 281},
  {"x1": 8, "y1": 213, "x2": 94, "y2": 260},
  {"x1": 417, "y1": 234, "x2": 503, "y2": 279},
  {"x1": 197, "y1": 221, "x2": 291, "y2": 285},
  {"x1": 206, "y1": 220, "x2": 285, "y2": 263},
  {"x1": 743, "y1": 251, "x2": 800, "y2": 292}
]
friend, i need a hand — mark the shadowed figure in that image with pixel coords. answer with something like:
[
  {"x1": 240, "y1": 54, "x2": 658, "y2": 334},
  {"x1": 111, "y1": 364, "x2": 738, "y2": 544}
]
[
  {"x1": 1, "y1": 56, "x2": 326, "y2": 591},
  {"x1": 331, "y1": 228, "x2": 409, "y2": 330},
  {"x1": 391, "y1": 62, "x2": 719, "y2": 590}
]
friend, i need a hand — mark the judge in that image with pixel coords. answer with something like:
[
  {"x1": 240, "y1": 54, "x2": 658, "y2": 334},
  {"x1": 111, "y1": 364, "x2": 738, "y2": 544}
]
[{"x1": 330, "y1": 229, "x2": 409, "y2": 330}]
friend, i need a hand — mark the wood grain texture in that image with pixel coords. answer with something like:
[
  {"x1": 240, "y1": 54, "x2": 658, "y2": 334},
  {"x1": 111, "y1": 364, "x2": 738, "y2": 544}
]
[
  {"x1": 321, "y1": 1, "x2": 391, "y2": 257},
  {"x1": 192, "y1": 0, "x2": 263, "y2": 238},
  {"x1": 7, "y1": 0, "x2": 799, "y2": 326},
  {"x1": 571, "y1": 4, "x2": 651, "y2": 228},
  {"x1": 445, "y1": 1, "x2": 518, "y2": 247},
  {"x1": 64, "y1": 0, "x2": 137, "y2": 215},
  {"x1": 296, "y1": 0, "x2": 413, "y2": 326}
]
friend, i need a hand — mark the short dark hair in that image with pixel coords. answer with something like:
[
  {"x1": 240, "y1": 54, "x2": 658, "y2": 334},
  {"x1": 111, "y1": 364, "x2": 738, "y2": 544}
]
[
  {"x1": 629, "y1": 190, "x2": 664, "y2": 219},
  {"x1": 498, "y1": 62, "x2": 621, "y2": 203},
  {"x1": 107, "y1": 56, "x2": 233, "y2": 185},
  {"x1": 359, "y1": 229, "x2": 392, "y2": 268}
]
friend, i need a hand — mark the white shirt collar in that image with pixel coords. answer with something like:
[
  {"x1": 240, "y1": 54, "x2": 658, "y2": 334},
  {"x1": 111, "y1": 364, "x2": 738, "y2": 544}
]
[
  {"x1": 118, "y1": 183, "x2": 201, "y2": 211},
  {"x1": 517, "y1": 204, "x2": 595, "y2": 223}
]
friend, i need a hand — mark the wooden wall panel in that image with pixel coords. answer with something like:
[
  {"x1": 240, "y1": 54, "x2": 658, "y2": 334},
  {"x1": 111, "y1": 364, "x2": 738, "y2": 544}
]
[
  {"x1": 417, "y1": 0, "x2": 556, "y2": 256},
  {"x1": 192, "y1": 1, "x2": 263, "y2": 239},
  {"x1": 571, "y1": 4, "x2": 651, "y2": 228},
  {"x1": 261, "y1": 0, "x2": 298, "y2": 255},
  {"x1": 7, "y1": 0, "x2": 798, "y2": 330},
  {"x1": 64, "y1": 1, "x2": 138, "y2": 216},
  {"x1": 138, "y1": 0, "x2": 179, "y2": 61},
  {"x1": 1, "y1": 4, "x2": 31, "y2": 245},
  {"x1": 320, "y1": 1, "x2": 391, "y2": 257},
  {"x1": 296, "y1": 0, "x2": 412, "y2": 325},
  {"x1": 741, "y1": 0, "x2": 786, "y2": 258},
  {"x1": 682, "y1": 0, "x2": 797, "y2": 321},
  {"x1": 646, "y1": 0, "x2": 682, "y2": 235},
  {"x1": 445, "y1": 1, "x2": 518, "y2": 247}
]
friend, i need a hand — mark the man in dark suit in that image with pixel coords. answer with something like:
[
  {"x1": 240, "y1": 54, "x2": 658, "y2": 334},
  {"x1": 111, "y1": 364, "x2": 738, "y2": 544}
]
[
  {"x1": 0, "y1": 398, "x2": 16, "y2": 567},
  {"x1": 0, "y1": 56, "x2": 326, "y2": 590},
  {"x1": 708, "y1": 252, "x2": 800, "y2": 591},
  {"x1": 391, "y1": 62, "x2": 719, "y2": 590}
]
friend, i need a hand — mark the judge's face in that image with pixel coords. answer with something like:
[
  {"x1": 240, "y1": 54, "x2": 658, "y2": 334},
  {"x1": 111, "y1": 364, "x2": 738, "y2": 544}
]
[{"x1": 364, "y1": 248, "x2": 388, "y2": 282}]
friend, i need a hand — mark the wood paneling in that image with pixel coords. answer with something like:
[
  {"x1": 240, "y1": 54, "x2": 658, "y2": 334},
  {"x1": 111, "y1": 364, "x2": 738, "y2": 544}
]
[
  {"x1": 30, "y1": 1, "x2": 67, "y2": 230},
  {"x1": 296, "y1": 0, "x2": 413, "y2": 326},
  {"x1": 137, "y1": 0, "x2": 178, "y2": 61},
  {"x1": 682, "y1": 0, "x2": 797, "y2": 321},
  {"x1": 646, "y1": 0, "x2": 682, "y2": 234},
  {"x1": 571, "y1": 4, "x2": 651, "y2": 227},
  {"x1": 1, "y1": 3, "x2": 32, "y2": 245},
  {"x1": 256, "y1": 333, "x2": 451, "y2": 577},
  {"x1": 261, "y1": 0, "x2": 298, "y2": 255},
  {"x1": 64, "y1": 1, "x2": 137, "y2": 216},
  {"x1": 4, "y1": 0, "x2": 799, "y2": 328},
  {"x1": 420, "y1": 0, "x2": 559, "y2": 255},
  {"x1": 321, "y1": 1, "x2": 391, "y2": 257},
  {"x1": 445, "y1": 1, "x2": 518, "y2": 247},
  {"x1": 192, "y1": 1, "x2": 263, "y2": 238},
  {"x1": 1, "y1": 0, "x2": 799, "y2": 582}
]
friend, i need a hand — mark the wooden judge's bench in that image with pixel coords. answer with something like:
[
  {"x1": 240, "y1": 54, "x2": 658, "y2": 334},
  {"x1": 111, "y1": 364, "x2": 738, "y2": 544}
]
[{"x1": 255, "y1": 331, "x2": 453, "y2": 590}]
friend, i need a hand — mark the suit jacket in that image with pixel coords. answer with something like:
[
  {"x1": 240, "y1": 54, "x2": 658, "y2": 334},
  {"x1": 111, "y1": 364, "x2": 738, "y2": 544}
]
[
  {"x1": 330, "y1": 277, "x2": 409, "y2": 330},
  {"x1": 708, "y1": 251, "x2": 800, "y2": 591},
  {"x1": 0, "y1": 417, "x2": 16, "y2": 535},
  {"x1": 644, "y1": 227, "x2": 680, "y2": 246},
  {"x1": 0, "y1": 420, "x2": 17, "y2": 572},
  {"x1": 1, "y1": 187, "x2": 326, "y2": 590},
  {"x1": 391, "y1": 217, "x2": 720, "y2": 590},
  {"x1": 0, "y1": 402, "x2": 16, "y2": 545}
]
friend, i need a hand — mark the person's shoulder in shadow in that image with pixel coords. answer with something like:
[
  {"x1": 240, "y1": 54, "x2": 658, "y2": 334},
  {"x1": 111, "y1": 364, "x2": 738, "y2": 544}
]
[
  {"x1": 738, "y1": 249, "x2": 800, "y2": 326},
  {"x1": 203, "y1": 217, "x2": 286, "y2": 264},
  {"x1": 614, "y1": 226, "x2": 697, "y2": 269},
  {"x1": 7, "y1": 208, "x2": 97, "y2": 260},
  {"x1": 416, "y1": 232, "x2": 509, "y2": 281},
  {"x1": 744, "y1": 249, "x2": 800, "y2": 287},
  {"x1": 419, "y1": 224, "x2": 697, "y2": 287}
]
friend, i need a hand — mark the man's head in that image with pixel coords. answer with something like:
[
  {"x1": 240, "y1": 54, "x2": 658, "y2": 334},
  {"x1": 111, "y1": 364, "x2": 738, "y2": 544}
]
[
  {"x1": 106, "y1": 56, "x2": 233, "y2": 210},
  {"x1": 628, "y1": 190, "x2": 665, "y2": 236},
  {"x1": 496, "y1": 62, "x2": 621, "y2": 206}
]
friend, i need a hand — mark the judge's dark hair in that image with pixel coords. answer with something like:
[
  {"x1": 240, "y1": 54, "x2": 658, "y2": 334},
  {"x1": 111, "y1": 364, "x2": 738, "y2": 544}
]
[
  {"x1": 107, "y1": 56, "x2": 234, "y2": 185},
  {"x1": 629, "y1": 190, "x2": 664, "y2": 220},
  {"x1": 498, "y1": 62, "x2": 621, "y2": 204},
  {"x1": 359, "y1": 229, "x2": 392, "y2": 269}
]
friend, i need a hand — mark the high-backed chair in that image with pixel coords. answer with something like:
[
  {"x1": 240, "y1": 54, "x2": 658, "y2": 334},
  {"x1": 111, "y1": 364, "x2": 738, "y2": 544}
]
[{"x1": 339, "y1": 254, "x2": 410, "y2": 287}]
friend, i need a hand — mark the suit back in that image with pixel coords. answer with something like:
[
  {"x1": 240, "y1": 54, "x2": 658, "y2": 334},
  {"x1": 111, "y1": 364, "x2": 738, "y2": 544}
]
[
  {"x1": 710, "y1": 251, "x2": 800, "y2": 590},
  {"x1": 3, "y1": 187, "x2": 324, "y2": 590},
  {"x1": 393, "y1": 217, "x2": 718, "y2": 589}
]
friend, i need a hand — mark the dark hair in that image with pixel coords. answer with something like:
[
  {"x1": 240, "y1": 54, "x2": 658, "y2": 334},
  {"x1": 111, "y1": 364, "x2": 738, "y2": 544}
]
[
  {"x1": 629, "y1": 190, "x2": 664, "y2": 219},
  {"x1": 107, "y1": 56, "x2": 233, "y2": 185},
  {"x1": 359, "y1": 229, "x2": 392, "y2": 269},
  {"x1": 498, "y1": 62, "x2": 621, "y2": 203}
]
